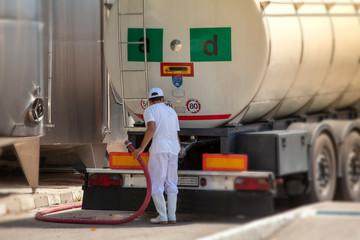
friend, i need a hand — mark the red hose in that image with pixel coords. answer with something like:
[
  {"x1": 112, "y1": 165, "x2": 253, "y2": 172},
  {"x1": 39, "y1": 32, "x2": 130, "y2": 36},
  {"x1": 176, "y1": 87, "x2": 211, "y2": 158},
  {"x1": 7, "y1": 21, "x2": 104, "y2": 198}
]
[{"x1": 35, "y1": 141, "x2": 152, "y2": 224}]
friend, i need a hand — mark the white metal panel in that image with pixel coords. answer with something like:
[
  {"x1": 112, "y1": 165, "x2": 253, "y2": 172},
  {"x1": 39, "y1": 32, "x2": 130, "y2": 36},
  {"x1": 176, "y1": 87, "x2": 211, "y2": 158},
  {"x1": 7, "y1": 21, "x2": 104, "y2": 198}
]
[
  {"x1": 308, "y1": 1, "x2": 360, "y2": 112},
  {"x1": 335, "y1": 1, "x2": 360, "y2": 108},
  {"x1": 104, "y1": 0, "x2": 360, "y2": 128},
  {"x1": 105, "y1": 0, "x2": 269, "y2": 128},
  {"x1": 104, "y1": 0, "x2": 148, "y2": 99},
  {"x1": 240, "y1": 101, "x2": 279, "y2": 122},
  {"x1": 149, "y1": 0, "x2": 268, "y2": 128},
  {"x1": 275, "y1": 0, "x2": 332, "y2": 118},
  {"x1": 242, "y1": 1, "x2": 302, "y2": 122}
]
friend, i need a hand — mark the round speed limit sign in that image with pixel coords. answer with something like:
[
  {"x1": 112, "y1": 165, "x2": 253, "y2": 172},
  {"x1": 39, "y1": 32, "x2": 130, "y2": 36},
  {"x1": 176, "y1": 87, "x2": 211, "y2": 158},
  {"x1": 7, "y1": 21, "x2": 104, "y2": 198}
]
[
  {"x1": 140, "y1": 100, "x2": 148, "y2": 109},
  {"x1": 186, "y1": 99, "x2": 201, "y2": 113}
]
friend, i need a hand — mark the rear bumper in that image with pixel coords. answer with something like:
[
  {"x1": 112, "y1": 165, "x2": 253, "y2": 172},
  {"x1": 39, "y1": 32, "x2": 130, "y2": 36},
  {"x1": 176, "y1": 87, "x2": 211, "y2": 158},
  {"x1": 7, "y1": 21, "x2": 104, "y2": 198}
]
[
  {"x1": 82, "y1": 169, "x2": 275, "y2": 216},
  {"x1": 82, "y1": 187, "x2": 273, "y2": 216}
]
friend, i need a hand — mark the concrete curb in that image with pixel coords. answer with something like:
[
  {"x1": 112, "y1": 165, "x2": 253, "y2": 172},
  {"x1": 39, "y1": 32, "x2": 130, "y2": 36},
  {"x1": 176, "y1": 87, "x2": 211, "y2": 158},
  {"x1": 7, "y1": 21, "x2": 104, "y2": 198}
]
[
  {"x1": 197, "y1": 203, "x2": 322, "y2": 240},
  {"x1": 0, "y1": 189, "x2": 83, "y2": 216}
]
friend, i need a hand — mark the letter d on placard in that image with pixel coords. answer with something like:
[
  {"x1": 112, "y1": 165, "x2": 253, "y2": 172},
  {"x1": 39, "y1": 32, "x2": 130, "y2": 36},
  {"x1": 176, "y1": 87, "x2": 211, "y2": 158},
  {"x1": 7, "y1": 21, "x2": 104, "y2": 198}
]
[
  {"x1": 190, "y1": 27, "x2": 231, "y2": 62},
  {"x1": 203, "y1": 35, "x2": 218, "y2": 56}
]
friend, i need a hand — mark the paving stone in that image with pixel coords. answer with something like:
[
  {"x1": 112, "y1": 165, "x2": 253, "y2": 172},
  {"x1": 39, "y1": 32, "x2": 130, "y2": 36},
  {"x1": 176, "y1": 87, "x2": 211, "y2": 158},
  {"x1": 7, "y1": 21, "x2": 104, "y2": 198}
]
[
  {"x1": 72, "y1": 191, "x2": 83, "y2": 202},
  {"x1": 0, "y1": 204, "x2": 6, "y2": 215},
  {"x1": 48, "y1": 194, "x2": 61, "y2": 205},
  {"x1": 60, "y1": 192, "x2": 73, "y2": 204},
  {"x1": 5, "y1": 200, "x2": 22, "y2": 214},
  {"x1": 34, "y1": 195, "x2": 49, "y2": 208},
  {"x1": 20, "y1": 197, "x2": 35, "y2": 211}
]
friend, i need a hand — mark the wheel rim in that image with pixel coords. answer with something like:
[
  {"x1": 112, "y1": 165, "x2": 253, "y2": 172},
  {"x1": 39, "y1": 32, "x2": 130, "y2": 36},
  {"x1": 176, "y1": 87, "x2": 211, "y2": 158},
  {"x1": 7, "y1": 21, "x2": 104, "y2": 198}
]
[
  {"x1": 346, "y1": 151, "x2": 360, "y2": 191},
  {"x1": 316, "y1": 151, "x2": 332, "y2": 196}
]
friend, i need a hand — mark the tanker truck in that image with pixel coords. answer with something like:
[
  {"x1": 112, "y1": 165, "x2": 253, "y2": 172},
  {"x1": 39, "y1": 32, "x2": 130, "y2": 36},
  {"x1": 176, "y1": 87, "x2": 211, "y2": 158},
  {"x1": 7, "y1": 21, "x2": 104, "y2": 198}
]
[{"x1": 82, "y1": 0, "x2": 360, "y2": 215}]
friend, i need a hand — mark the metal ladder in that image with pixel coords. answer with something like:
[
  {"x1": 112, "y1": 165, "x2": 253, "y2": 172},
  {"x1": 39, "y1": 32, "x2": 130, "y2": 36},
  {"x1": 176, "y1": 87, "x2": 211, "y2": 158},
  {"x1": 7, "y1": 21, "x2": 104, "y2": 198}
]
[{"x1": 117, "y1": 0, "x2": 149, "y2": 128}]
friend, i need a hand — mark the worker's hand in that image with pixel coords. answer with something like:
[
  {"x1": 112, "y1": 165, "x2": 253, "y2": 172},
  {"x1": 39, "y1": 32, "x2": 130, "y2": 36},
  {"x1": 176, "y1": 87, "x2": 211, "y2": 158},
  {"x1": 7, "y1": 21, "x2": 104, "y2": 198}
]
[
  {"x1": 179, "y1": 145, "x2": 186, "y2": 158},
  {"x1": 132, "y1": 148, "x2": 143, "y2": 159}
]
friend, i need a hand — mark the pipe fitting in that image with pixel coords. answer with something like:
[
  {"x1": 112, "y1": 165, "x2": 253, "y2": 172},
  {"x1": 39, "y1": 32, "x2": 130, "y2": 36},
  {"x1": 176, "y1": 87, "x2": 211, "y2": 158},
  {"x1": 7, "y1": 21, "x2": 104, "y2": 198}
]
[{"x1": 28, "y1": 98, "x2": 45, "y2": 123}]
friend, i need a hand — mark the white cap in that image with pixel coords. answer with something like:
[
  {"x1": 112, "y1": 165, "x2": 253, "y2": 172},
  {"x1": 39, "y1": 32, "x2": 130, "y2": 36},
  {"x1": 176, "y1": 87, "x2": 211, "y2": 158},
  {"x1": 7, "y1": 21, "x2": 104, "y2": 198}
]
[{"x1": 148, "y1": 87, "x2": 164, "y2": 99}]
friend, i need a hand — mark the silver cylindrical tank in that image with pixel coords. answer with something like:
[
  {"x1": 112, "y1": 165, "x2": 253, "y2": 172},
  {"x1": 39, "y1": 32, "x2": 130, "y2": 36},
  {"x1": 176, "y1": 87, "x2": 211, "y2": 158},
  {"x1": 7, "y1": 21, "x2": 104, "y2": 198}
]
[
  {"x1": 104, "y1": 0, "x2": 360, "y2": 128},
  {"x1": 40, "y1": 0, "x2": 105, "y2": 144},
  {"x1": 0, "y1": 0, "x2": 45, "y2": 138}
]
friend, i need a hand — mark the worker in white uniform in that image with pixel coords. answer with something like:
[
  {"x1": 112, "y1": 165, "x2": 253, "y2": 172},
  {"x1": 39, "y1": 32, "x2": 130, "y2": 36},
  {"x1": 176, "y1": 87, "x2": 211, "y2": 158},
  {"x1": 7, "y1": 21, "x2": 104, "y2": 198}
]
[{"x1": 132, "y1": 87, "x2": 181, "y2": 224}]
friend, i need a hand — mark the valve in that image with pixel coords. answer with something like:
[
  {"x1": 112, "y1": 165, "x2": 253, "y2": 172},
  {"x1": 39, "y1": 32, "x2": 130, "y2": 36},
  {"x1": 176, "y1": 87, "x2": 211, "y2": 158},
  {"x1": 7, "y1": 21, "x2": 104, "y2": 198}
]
[{"x1": 28, "y1": 98, "x2": 45, "y2": 123}]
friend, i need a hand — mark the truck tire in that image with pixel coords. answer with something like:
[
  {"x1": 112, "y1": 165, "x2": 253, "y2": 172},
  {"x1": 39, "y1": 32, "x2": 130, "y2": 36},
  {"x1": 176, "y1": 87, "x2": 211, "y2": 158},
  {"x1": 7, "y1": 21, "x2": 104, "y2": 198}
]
[
  {"x1": 338, "y1": 131, "x2": 360, "y2": 201},
  {"x1": 309, "y1": 133, "x2": 337, "y2": 202}
]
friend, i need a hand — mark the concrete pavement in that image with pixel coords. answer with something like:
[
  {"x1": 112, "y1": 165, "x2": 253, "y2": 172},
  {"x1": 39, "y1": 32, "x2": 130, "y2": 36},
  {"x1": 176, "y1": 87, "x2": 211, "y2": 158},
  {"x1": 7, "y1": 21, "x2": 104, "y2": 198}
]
[
  {"x1": 198, "y1": 201, "x2": 360, "y2": 240},
  {"x1": 2, "y1": 168, "x2": 360, "y2": 240},
  {"x1": 267, "y1": 202, "x2": 360, "y2": 240}
]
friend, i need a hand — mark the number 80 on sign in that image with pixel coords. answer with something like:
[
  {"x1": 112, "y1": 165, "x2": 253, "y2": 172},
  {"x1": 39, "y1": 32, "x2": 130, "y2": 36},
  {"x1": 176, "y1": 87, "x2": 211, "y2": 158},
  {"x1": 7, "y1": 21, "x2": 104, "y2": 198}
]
[{"x1": 186, "y1": 99, "x2": 201, "y2": 113}]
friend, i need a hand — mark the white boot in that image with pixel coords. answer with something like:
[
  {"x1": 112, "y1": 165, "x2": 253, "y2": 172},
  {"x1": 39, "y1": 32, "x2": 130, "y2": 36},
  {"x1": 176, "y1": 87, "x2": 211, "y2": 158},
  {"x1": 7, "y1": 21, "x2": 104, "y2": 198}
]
[
  {"x1": 167, "y1": 193, "x2": 177, "y2": 224},
  {"x1": 150, "y1": 194, "x2": 168, "y2": 224}
]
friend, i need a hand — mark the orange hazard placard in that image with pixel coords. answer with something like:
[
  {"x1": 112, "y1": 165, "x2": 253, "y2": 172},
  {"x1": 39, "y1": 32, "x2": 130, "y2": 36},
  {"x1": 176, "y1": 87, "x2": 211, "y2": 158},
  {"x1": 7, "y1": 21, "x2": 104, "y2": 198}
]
[
  {"x1": 160, "y1": 62, "x2": 194, "y2": 77},
  {"x1": 203, "y1": 154, "x2": 248, "y2": 171},
  {"x1": 109, "y1": 152, "x2": 149, "y2": 169}
]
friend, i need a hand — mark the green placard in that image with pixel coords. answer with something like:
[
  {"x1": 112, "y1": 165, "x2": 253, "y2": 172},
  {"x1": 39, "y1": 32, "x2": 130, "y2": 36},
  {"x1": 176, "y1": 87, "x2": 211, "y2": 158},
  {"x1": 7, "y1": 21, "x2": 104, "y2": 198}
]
[
  {"x1": 190, "y1": 27, "x2": 231, "y2": 62},
  {"x1": 128, "y1": 28, "x2": 163, "y2": 62}
]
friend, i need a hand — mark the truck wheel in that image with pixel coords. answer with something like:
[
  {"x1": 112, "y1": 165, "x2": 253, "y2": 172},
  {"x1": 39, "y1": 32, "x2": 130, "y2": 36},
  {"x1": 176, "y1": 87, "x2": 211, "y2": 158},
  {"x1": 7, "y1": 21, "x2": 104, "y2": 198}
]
[
  {"x1": 338, "y1": 131, "x2": 360, "y2": 201},
  {"x1": 309, "y1": 133, "x2": 337, "y2": 202}
]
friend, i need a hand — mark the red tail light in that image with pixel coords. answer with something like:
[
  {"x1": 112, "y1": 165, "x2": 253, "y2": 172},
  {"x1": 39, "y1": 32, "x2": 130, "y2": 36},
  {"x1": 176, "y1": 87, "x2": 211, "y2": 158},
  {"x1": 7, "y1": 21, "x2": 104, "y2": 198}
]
[
  {"x1": 200, "y1": 177, "x2": 207, "y2": 187},
  {"x1": 88, "y1": 174, "x2": 123, "y2": 187},
  {"x1": 234, "y1": 177, "x2": 270, "y2": 191}
]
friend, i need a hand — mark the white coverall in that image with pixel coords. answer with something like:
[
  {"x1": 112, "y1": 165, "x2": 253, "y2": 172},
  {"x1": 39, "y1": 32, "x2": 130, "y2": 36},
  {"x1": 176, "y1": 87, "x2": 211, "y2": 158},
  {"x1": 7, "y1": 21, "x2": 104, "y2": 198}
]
[{"x1": 143, "y1": 102, "x2": 180, "y2": 195}]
